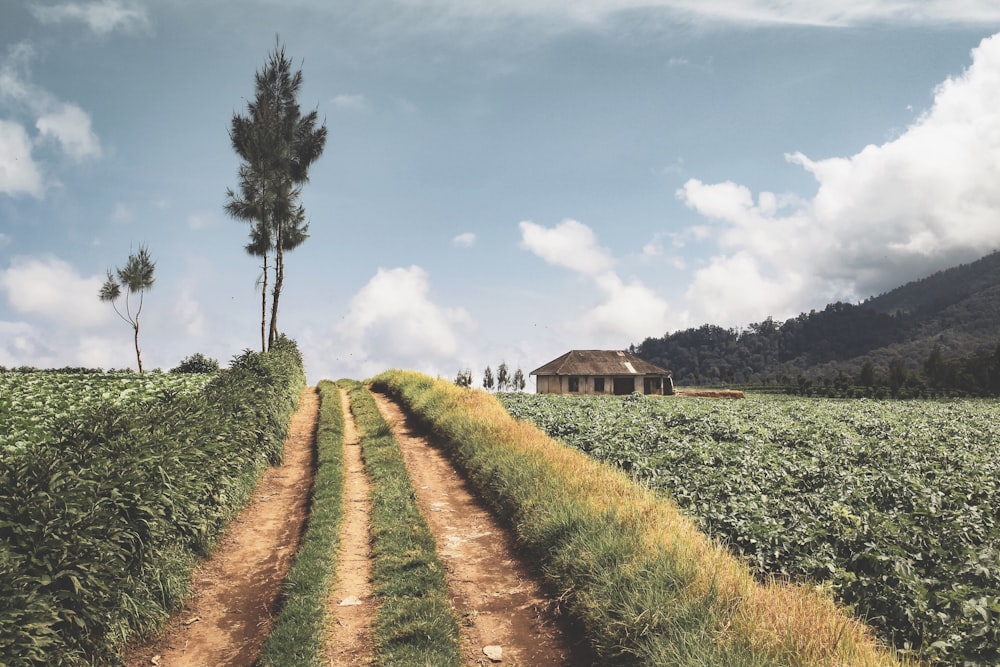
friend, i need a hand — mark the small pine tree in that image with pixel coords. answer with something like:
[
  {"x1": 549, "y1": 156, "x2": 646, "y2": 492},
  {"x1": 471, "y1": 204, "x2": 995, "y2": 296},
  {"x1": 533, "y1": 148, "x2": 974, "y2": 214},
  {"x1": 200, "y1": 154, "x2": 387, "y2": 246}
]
[
  {"x1": 483, "y1": 366, "x2": 495, "y2": 391},
  {"x1": 513, "y1": 368, "x2": 526, "y2": 392},
  {"x1": 99, "y1": 245, "x2": 155, "y2": 373},
  {"x1": 454, "y1": 368, "x2": 472, "y2": 387},
  {"x1": 497, "y1": 362, "x2": 510, "y2": 392}
]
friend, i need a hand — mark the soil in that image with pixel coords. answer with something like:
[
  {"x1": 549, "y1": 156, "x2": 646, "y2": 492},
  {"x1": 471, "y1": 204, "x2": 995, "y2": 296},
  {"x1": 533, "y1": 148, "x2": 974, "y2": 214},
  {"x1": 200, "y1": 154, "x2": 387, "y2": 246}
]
[
  {"x1": 371, "y1": 391, "x2": 593, "y2": 667},
  {"x1": 322, "y1": 387, "x2": 375, "y2": 666},
  {"x1": 123, "y1": 386, "x2": 319, "y2": 667}
]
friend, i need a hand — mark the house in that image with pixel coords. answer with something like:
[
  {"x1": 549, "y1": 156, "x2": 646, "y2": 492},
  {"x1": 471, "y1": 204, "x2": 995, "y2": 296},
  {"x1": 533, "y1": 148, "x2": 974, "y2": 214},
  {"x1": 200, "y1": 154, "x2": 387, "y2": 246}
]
[{"x1": 530, "y1": 350, "x2": 674, "y2": 395}]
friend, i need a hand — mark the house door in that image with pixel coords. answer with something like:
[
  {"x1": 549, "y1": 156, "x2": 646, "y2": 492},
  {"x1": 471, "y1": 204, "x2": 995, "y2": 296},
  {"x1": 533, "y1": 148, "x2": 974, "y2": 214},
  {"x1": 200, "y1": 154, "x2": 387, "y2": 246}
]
[{"x1": 613, "y1": 378, "x2": 634, "y2": 395}]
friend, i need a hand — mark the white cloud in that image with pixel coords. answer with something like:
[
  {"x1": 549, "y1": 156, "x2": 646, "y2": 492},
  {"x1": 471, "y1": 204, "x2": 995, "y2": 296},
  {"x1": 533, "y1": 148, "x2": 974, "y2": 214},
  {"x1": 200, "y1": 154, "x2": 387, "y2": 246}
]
[
  {"x1": 0, "y1": 43, "x2": 102, "y2": 192},
  {"x1": 519, "y1": 218, "x2": 614, "y2": 275},
  {"x1": 175, "y1": 290, "x2": 208, "y2": 337},
  {"x1": 29, "y1": 0, "x2": 151, "y2": 35},
  {"x1": 0, "y1": 321, "x2": 49, "y2": 367},
  {"x1": 585, "y1": 271, "x2": 672, "y2": 341},
  {"x1": 452, "y1": 232, "x2": 476, "y2": 247},
  {"x1": 36, "y1": 103, "x2": 102, "y2": 161},
  {"x1": 520, "y1": 219, "x2": 674, "y2": 343},
  {"x1": 0, "y1": 120, "x2": 44, "y2": 197},
  {"x1": 677, "y1": 31, "x2": 1000, "y2": 326},
  {"x1": 333, "y1": 266, "x2": 476, "y2": 377},
  {"x1": 0, "y1": 256, "x2": 107, "y2": 327},
  {"x1": 332, "y1": 94, "x2": 370, "y2": 111}
]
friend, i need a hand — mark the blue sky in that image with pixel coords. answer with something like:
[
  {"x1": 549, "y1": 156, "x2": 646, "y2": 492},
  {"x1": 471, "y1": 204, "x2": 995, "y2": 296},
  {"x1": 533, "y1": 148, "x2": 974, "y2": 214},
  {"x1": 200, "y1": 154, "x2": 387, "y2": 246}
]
[{"x1": 2, "y1": 1, "x2": 1000, "y2": 384}]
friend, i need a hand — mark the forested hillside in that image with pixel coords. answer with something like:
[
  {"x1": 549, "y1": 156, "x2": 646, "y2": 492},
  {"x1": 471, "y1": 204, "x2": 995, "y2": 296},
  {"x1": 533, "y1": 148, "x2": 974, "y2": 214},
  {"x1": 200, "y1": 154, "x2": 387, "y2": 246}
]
[{"x1": 633, "y1": 251, "x2": 1000, "y2": 396}]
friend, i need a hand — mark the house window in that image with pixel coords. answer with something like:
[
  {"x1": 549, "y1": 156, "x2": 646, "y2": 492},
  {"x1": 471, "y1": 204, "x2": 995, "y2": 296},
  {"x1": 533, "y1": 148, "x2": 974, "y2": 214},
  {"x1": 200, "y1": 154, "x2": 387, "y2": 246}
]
[
  {"x1": 594, "y1": 378, "x2": 605, "y2": 393},
  {"x1": 568, "y1": 376, "x2": 580, "y2": 392}
]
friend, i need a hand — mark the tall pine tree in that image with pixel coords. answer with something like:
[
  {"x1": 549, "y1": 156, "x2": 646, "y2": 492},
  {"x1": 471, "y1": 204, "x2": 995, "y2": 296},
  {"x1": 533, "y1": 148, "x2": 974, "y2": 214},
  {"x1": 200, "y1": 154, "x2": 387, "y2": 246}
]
[{"x1": 226, "y1": 39, "x2": 326, "y2": 350}]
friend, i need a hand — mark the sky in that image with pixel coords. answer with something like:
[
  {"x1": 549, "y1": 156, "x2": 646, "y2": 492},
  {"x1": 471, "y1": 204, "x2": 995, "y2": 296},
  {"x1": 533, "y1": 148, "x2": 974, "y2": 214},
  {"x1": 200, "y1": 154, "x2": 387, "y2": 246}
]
[{"x1": 2, "y1": 1, "x2": 1000, "y2": 386}]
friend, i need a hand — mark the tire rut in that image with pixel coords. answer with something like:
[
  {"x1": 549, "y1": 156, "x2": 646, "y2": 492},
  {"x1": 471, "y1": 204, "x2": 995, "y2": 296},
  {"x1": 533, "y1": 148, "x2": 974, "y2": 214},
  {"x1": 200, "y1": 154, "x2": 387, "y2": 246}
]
[
  {"x1": 371, "y1": 390, "x2": 592, "y2": 667},
  {"x1": 124, "y1": 386, "x2": 318, "y2": 667}
]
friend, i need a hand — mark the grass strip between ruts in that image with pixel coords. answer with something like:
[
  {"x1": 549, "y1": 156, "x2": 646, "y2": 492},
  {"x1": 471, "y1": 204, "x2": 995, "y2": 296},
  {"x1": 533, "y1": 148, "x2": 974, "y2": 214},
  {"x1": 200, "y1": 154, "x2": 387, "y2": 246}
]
[
  {"x1": 370, "y1": 370, "x2": 909, "y2": 667},
  {"x1": 257, "y1": 380, "x2": 346, "y2": 666},
  {"x1": 341, "y1": 380, "x2": 461, "y2": 667}
]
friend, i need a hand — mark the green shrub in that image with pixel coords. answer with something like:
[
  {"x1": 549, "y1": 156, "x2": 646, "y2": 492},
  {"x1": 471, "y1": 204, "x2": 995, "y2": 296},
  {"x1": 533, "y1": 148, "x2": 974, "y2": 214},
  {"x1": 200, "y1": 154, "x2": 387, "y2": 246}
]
[{"x1": 170, "y1": 353, "x2": 220, "y2": 374}]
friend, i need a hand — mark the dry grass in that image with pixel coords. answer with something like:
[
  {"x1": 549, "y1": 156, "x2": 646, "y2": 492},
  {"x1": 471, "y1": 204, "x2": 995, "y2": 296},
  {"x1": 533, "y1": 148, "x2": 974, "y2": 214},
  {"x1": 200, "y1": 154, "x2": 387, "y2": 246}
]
[{"x1": 675, "y1": 388, "x2": 747, "y2": 399}]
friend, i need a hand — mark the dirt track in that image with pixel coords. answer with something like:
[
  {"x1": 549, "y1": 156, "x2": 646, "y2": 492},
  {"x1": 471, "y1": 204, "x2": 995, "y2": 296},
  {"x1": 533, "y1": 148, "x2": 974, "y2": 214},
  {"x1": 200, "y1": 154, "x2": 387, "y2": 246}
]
[
  {"x1": 372, "y1": 391, "x2": 592, "y2": 667},
  {"x1": 122, "y1": 385, "x2": 592, "y2": 667},
  {"x1": 124, "y1": 387, "x2": 318, "y2": 667}
]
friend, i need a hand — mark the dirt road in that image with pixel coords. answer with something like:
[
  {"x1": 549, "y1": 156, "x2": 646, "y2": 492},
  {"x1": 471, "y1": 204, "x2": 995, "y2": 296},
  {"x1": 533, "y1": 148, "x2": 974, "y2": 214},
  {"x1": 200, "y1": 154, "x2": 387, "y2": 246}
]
[
  {"x1": 125, "y1": 387, "x2": 318, "y2": 667},
  {"x1": 371, "y1": 391, "x2": 592, "y2": 667}
]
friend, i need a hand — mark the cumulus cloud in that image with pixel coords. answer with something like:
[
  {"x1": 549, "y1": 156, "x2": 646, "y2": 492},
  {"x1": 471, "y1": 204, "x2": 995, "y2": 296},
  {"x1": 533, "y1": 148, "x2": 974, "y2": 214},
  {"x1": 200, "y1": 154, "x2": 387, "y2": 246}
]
[
  {"x1": 0, "y1": 120, "x2": 44, "y2": 197},
  {"x1": 676, "y1": 31, "x2": 1000, "y2": 326},
  {"x1": 333, "y1": 266, "x2": 476, "y2": 377},
  {"x1": 175, "y1": 290, "x2": 208, "y2": 337},
  {"x1": 519, "y1": 218, "x2": 614, "y2": 275},
  {"x1": 29, "y1": 0, "x2": 150, "y2": 35},
  {"x1": 452, "y1": 232, "x2": 476, "y2": 247},
  {"x1": 585, "y1": 272, "x2": 672, "y2": 340},
  {"x1": 0, "y1": 256, "x2": 107, "y2": 327},
  {"x1": 520, "y1": 219, "x2": 673, "y2": 342},
  {"x1": 36, "y1": 103, "x2": 102, "y2": 161},
  {"x1": 0, "y1": 43, "x2": 101, "y2": 196}
]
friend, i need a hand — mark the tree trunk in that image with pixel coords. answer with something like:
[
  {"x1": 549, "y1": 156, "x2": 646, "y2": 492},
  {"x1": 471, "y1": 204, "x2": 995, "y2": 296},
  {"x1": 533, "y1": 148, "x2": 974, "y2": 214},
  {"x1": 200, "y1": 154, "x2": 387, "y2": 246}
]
[
  {"x1": 268, "y1": 223, "x2": 284, "y2": 351},
  {"x1": 134, "y1": 319, "x2": 143, "y2": 373},
  {"x1": 260, "y1": 253, "x2": 269, "y2": 353}
]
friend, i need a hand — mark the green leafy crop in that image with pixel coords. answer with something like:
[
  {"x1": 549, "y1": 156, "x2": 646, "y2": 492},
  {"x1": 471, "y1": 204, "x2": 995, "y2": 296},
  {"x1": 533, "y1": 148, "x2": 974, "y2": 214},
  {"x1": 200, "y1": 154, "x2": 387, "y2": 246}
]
[{"x1": 499, "y1": 393, "x2": 1000, "y2": 666}]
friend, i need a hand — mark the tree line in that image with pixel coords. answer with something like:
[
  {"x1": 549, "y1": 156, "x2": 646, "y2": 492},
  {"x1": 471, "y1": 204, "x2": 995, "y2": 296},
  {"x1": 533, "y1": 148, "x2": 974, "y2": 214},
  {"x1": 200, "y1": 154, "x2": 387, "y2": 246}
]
[{"x1": 454, "y1": 362, "x2": 527, "y2": 392}]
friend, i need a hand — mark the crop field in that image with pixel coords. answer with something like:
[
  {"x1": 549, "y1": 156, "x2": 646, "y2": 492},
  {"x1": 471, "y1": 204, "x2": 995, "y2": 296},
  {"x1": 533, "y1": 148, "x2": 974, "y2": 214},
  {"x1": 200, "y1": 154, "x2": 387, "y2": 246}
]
[
  {"x1": 0, "y1": 371, "x2": 215, "y2": 455},
  {"x1": 499, "y1": 392, "x2": 1000, "y2": 666},
  {"x1": 0, "y1": 341, "x2": 304, "y2": 664}
]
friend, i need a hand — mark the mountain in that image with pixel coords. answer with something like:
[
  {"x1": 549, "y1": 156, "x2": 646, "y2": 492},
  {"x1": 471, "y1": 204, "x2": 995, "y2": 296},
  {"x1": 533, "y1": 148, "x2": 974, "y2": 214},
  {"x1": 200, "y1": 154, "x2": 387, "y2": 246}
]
[{"x1": 632, "y1": 251, "x2": 1000, "y2": 396}]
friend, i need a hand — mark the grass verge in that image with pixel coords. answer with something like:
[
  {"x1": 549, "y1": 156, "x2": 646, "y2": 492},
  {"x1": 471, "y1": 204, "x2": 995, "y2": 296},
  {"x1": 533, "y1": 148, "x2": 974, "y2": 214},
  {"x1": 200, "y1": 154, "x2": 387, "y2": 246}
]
[
  {"x1": 341, "y1": 380, "x2": 461, "y2": 667},
  {"x1": 257, "y1": 380, "x2": 346, "y2": 666},
  {"x1": 370, "y1": 370, "x2": 909, "y2": 667}
]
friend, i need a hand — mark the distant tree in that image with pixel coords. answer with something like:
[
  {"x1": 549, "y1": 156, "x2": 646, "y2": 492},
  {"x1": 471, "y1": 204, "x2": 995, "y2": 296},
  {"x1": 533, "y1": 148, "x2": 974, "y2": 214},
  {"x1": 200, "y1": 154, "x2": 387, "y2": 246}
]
[
  {"x1": 923, "y1": 344, "x2": 947, "y2": 387},
  {"x1": 226, "y1": 39, "x2": 327, "y2": 351},
  {"x1": 513, "y1": 368, "x2": 526, "y2": 392},
  {"x1": 99, "y1": 245, "x2": 155, "y2": 373},
  {"x1": 454, "y1": 368, "x2": 472, "y2": 388},
  {"x1": 483, "y1": 366, "x2": 495, "y2": 392},
  {"x1": 858, "y1": 361, "x2": 876, "y2": 388},
  {"x1": 171, "y1": 353, "x2": 220, "y2": 374},
  {"x1": 888, "y1": 357, "x2": 909, "y2": 394},
  {"x1": 496, "y1": 362, "x2": 510, "y2": 392}
]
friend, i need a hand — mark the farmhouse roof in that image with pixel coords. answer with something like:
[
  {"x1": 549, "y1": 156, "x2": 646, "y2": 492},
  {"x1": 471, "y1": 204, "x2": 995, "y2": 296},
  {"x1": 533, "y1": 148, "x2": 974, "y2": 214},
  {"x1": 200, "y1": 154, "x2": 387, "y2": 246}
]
[{"x1": 530, "y1": 350, "x2": 670, "y2": 377}]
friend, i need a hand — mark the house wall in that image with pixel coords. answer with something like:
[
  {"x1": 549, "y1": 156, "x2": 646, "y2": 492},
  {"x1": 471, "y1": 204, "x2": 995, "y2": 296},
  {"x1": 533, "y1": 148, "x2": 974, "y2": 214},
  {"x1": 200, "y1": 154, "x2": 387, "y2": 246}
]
[
  {"x1": 535, "y1": 375, "x2": 677, "y2": 395},
  {"x1": 536, "y1": 375, "x2": 649, "y2": 395}
]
